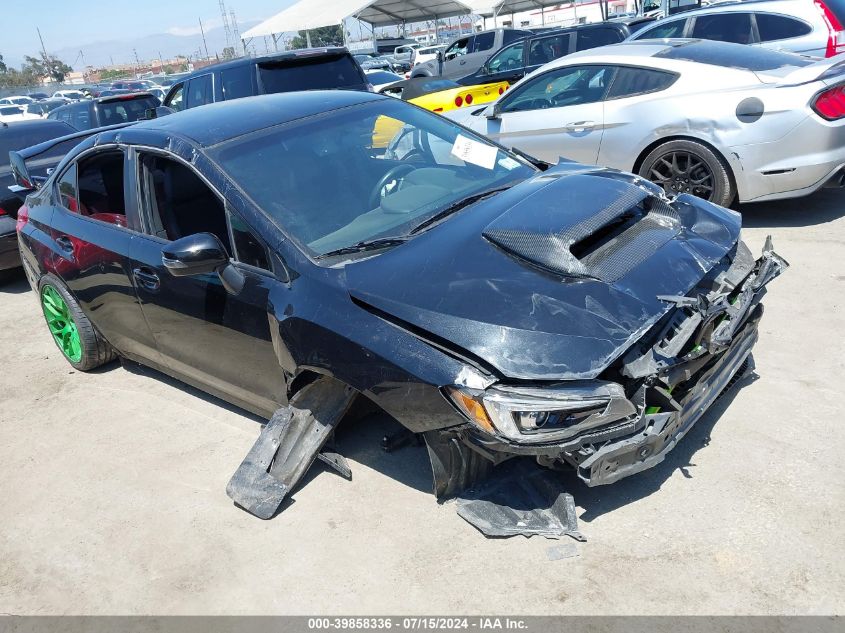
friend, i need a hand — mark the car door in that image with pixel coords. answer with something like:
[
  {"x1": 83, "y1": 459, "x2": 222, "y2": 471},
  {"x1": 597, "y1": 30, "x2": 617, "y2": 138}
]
[
  {"x1": 472, "y1": 40, "x2": 527, "y2": 86},
  {"x1": 597, "y1": 65, "x2": 681, "y2": 171},
  {"x1": 441, "y1": 35, "x2": 473, "y2": 77},
  {"x1": 125, "y1": 147, "x2": 286, "y2": 417},
  {"x1": 48, "y1": 146, "x2": 161, "y2": 363},
  {"x1": 457, "y1": 31, "x2": 498, "y2": 77},
  {"x1": 477, "y1": 64, "x2": 615, "y2": 165}
]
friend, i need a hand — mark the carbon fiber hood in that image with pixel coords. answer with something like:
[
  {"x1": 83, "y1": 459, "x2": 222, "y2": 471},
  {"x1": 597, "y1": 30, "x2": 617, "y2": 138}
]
[{"x1": 347, "y1": 164, "x2": 742, "y2": 381}]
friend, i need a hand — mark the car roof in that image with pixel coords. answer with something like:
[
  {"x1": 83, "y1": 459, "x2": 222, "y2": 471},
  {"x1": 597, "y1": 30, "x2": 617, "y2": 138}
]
[
  {"x1": 174, "y1": 47, "x2": 352, "y2": 83},
  {"x1": 540, "y1": 38, "x2": 815, "y2": 74},
  {"x1": 131, "y1": 90, "x2": 383, "y2": 147},
  {"x1": 648, "y1": 0, "x2": 800, "y2": 18}
]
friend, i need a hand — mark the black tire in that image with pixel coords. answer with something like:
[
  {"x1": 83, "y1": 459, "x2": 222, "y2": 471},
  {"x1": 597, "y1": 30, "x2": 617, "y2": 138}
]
[
  {"x1": 38, "y1": 273, "x2": 116, "y2": 371},
  {"x1": 638, "y1": 139, "x2": 735, "y2": 207}
]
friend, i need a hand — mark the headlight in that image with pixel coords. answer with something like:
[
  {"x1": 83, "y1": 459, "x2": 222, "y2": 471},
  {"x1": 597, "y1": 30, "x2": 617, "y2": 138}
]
[{"x1": 447, "y1": 381, "x2": 637, "y2": 444}]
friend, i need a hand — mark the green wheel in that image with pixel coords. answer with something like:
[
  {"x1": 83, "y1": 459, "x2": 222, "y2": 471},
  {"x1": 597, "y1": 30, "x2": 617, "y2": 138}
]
[{"x1": 38, "y1": 274, "x2": 116, "y2": 371}]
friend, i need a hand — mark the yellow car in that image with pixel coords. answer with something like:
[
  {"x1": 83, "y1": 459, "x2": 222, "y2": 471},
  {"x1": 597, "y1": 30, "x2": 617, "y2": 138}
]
[
  {"x1": 380, "y1": 77, "x2": 509, "y2": 112},
  {"x1": 374, "y1": 78, "x2": 509, "y2": 147}
]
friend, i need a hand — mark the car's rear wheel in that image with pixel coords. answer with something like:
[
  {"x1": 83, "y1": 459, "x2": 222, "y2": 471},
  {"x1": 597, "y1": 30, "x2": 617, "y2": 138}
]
[
  {"x1": 638, "y1": 139, "x2": 735, "y2": 207},
  {"x1": 38, "y1": 274, "x2": 116, "y2": 371}
]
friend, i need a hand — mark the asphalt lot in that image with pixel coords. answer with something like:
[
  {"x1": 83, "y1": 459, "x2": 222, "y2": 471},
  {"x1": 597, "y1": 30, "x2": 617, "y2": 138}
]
[{"x1": 0, "y1": 188, "x2": 843, "y2": 615}]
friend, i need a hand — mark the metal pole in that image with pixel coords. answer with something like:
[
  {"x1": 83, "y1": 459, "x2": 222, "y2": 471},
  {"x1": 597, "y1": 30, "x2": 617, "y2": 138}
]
[
  {"x1": 306, "y1": 29, "x2": 312, "y2": 48},
  {"x1": 199, "y1": 18, "x2": 210, "y2": 58}
]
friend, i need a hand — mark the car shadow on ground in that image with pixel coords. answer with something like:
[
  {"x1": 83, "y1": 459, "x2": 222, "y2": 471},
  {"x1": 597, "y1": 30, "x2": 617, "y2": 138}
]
[
  {"x1": 739, "y1": 188, "x2": 844, "y2": 228},
  {"x1": 119, "y1": 359, "x2": 267, "y2": 424},
  {"x1": 0, "y1": 269, "x2": 31, "y2": 295}
]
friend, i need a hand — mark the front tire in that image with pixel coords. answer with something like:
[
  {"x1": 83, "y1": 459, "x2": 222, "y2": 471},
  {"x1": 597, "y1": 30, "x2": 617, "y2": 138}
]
[
  {"x1": 638, "y1": 139, "x2": 735, "y2": 207},
  {"x1": 38, "y1": 273, "x2": 116, "y2": 371}
]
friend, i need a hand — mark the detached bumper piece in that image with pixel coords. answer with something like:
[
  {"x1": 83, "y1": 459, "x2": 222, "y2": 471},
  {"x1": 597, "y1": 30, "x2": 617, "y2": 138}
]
[
  {"x1": 456, "y1": 461, "x2": 584, "y2": 541},
  {"x1": 226, "y1": 376, "x2": 355, "y2": 519},
  {"x1": 569, "y1": 237, "x2": 787, "y2": 486}
]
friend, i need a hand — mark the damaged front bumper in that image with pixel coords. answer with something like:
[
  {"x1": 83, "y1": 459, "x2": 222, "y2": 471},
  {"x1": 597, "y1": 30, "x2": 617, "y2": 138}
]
[{"x1": 435, "y1": 238, "x2": 788, "y2": 493}]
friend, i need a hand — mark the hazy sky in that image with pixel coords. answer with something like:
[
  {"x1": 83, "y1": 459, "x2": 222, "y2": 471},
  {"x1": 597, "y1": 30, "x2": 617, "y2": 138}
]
[{"x1": 1, "y1": 0, "x2": 297, "y2": 66}]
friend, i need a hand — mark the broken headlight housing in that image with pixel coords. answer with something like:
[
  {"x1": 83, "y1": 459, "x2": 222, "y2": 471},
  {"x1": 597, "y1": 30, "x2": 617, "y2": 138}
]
[{"x1": 447, "y1": 381, "x2": 637, "y2": 444}]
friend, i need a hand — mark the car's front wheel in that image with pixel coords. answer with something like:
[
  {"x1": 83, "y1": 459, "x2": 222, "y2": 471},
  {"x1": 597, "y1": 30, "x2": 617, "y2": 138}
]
[
  {"x1": 638, "y1": 139, "x2": 735, "y2": 207},
  {"x1": 38, "y1": 274, "x2": 116, "y2": 371}
]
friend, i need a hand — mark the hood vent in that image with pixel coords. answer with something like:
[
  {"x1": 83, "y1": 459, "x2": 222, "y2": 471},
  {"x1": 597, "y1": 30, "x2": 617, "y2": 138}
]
[{"x1": 482, "y1": 175, "x2": 680, "y2": 282}]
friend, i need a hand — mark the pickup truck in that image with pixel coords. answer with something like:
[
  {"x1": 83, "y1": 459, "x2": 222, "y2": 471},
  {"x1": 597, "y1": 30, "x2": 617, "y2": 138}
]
[{"x1": 410, "y1": 28, "x2": 532, "y2": 80}]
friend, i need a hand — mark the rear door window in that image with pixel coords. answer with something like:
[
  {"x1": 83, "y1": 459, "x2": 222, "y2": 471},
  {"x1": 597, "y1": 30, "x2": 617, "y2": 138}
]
[
  {"x1": 691, "y1": 13, "x2": 755, "y2": 44},
  {"x1": 528, "y1": 33, "x2": 572, "y2": 66},
  {"x1": 473, "y1": 31, "x2": 496, "y2": 52},
  {"x1": 221, "y1": 64, "x2": 254, "y2": 100},
  {"x1": 258, "y1": 54, "x2": 366, "y2": 93},
  {"x1": 71, "y1": 106, "x2": 92, "y2": 131},
  {"x1": 575, "y1": 27, "x2": 624, "y2": 51},
  {"x1": 186, "y1": 74, "x2": 214, "y2": 108},
  {"x1": 754, "y1": 14, "x2": 813, "y2": 41},
  {"x1": 606, "y1": 67, "x2": 679, "y2": 99},
  {"x1": 635, "y1": 18, "x2": 688, "y2": 39}
]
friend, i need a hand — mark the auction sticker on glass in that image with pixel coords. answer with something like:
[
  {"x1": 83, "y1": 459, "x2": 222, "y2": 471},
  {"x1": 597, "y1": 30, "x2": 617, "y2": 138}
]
[{"x1": 451, "y1": 134, "x2": 497, "y2": 169}]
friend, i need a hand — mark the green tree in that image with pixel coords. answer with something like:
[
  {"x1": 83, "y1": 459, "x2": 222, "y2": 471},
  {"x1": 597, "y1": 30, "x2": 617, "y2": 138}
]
[
  {"x1": 98, "y1": 68, "x2": 128, "y2": 80},
  {"x1": 289, "y1": 25, "x2": 343, "y2": 49},
  {"x1": 0, "y1": 53, "x2": 6, "y2": 74},
  {"x1": 23, "y1": 53, "x2": 73, "y2": 83}
]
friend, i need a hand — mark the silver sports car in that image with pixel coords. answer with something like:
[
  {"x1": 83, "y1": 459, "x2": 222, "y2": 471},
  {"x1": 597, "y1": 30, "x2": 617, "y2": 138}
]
[{"x1": 448, "y1": 39, "x2": 845, "y2": 206}]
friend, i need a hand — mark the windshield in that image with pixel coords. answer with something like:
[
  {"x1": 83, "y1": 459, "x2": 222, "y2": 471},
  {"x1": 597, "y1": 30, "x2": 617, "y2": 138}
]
[{"x1": 211, "y1": 99, "x2": 534, "y2": 258}]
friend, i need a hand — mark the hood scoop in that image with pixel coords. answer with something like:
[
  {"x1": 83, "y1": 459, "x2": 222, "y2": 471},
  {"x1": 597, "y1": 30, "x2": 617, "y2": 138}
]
[{"x1": 482, "y1": 175, "x2": 680, "y2": 282}]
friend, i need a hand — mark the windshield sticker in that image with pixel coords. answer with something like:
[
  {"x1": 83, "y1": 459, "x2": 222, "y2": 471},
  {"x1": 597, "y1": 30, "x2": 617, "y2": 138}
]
[
  {"x1": 498, "y1": 156, "x2": 521, "y2": 171},
  {"x1": 451, "y1": 134, "x2": 497, "y2": 170}
]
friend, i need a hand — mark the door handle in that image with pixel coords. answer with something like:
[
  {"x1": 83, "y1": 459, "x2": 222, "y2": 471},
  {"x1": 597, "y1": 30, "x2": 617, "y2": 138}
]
[
  {"x1": 563, "y1": 121, "x2": 596, "y2": 133},
  {"x1": 55, "y1": 235, "x2": 74, "y2": 253},
  {"x1": 132, "y1": 267, "x2": 160, "y2": 291}
]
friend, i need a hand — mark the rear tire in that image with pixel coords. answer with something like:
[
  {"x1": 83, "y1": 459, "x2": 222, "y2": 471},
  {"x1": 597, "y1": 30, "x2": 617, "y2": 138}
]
[
  {"x1": 638, "y1": 139, "x2": 735, "y2": 207},
  {"x1": 38, "y1": 273, "x2": 116, "y2": 371}
]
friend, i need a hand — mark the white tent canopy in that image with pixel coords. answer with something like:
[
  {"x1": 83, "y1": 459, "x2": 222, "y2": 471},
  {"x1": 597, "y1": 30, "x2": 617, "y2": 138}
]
[
  {"x1": 243, "y1": 0, "x2": 475, "y2": 39},
  {"x1": 463, "y1": 0, "x2": 578, "y2": 18}
]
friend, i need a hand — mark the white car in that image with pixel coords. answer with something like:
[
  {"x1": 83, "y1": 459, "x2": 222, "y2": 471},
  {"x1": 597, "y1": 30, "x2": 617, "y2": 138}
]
[
  {"x1": 52, "y1": 90, "x2": 86, "y2": 101},
  {"x1": 412, "y1": 45, "x2": 447, "y2": 67},
  {"x1": 0, "y1": 105, "x2": 41, "y2": 123},
  {"x1": 364, "y1": 69, "x2": 404, "y2": 92},
  {"x1": 448, "y1": 39, "x2": 845, "y2": 206},
  {"x1": 0, "y1": 95, "x2": 35, "y2": 106}
]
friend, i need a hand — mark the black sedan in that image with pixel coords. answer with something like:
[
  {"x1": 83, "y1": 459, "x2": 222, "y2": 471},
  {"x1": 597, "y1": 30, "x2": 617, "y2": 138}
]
[{"x1": 15, "y1": 91, "x2": 786, "y2": 517}]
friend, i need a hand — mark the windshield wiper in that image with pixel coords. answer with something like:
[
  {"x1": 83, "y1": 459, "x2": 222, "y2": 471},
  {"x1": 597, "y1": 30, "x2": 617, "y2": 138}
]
[
  {"x1": 409, "y1": 186, "x2": 513, "y2": 235},
  {"x1": 317, "y1": 236, "x2": 409, "y2": 259},
  {"x1": 509, "y1": 146, "x2": 551, "y2": 171}
]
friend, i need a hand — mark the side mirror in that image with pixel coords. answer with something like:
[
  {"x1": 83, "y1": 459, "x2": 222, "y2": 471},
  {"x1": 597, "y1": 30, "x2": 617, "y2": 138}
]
[
  {"x1": 485, "y1": 102, "x2": 502, "y2": 120},
  {"x1": 162, "y1": 232, "x2": 245, "y2": 294},
  {"x1": 9, "y1": 151, "x2": 36, "y2": 190},
  {"x1": 162, "y1": 232, "x2": 228, "y2": 277}
]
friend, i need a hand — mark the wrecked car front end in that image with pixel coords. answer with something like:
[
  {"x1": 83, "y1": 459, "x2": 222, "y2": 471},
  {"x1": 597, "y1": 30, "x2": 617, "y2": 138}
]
[
  {"x1": 414, "y1": 167, "x2": 788, "y2": 494},
  {"x1": 441, "y1": 239, "x2": 785, "y2": 488}
]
